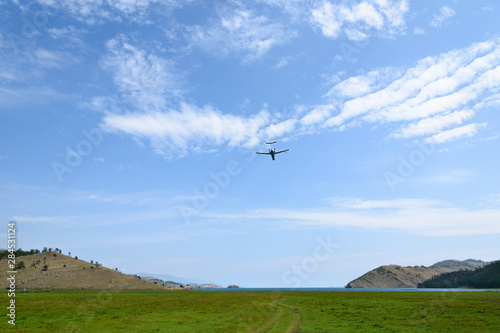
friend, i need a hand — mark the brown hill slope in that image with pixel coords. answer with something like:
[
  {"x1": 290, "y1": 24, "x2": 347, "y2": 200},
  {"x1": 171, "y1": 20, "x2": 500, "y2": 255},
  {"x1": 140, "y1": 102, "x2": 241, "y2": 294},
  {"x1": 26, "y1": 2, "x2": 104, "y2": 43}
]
[
  {"x1": 0, "y1": 252, "x2": 166, "y2": 290},
  {"x1": 346, "y1": 259, "x2": 488, "y2": 288}
]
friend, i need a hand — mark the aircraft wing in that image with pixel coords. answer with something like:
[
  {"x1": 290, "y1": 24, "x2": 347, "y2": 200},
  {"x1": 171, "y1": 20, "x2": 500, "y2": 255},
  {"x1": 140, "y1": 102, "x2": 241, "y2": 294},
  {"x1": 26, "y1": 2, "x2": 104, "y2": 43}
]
[
  {"x1": 274, "y1": 149, "x2": 289, "y2": 154},
  {"x1": 256, "y1": 152, "x2": 271, "y2": 155}
]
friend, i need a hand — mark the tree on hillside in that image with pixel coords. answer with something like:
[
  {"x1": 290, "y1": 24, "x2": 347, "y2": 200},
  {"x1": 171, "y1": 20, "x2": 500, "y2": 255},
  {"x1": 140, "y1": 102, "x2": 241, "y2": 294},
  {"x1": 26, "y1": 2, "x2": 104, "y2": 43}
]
[
  {"x1": 419, "y1": 260, "x2": 500, "y2": 288},
  {"x1": 0, "y1": 248, "x2": 42, "y2": 260}
]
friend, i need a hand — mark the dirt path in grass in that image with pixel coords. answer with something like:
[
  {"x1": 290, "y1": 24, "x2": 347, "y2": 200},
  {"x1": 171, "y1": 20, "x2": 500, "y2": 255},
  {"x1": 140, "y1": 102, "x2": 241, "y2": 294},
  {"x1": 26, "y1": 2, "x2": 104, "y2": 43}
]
[
  {"x1": 277, "y1": 301, "x2": 301, "y2": 333},
  {"x1": 251, "y1": 300, "x2": 301, "y2": 333}
]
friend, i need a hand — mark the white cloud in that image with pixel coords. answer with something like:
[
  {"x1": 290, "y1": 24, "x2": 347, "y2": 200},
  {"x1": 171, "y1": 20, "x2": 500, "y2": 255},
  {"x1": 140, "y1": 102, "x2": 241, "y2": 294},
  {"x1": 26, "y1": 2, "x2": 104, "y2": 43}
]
[
  {"x1": 422, "y1": 169, "x2": 472, "y2": 184},
  {"x1": 0, "y1": 47, "x2": 79, "y2": 85},
  {"x1": 261, "y1": 118, "x2": 297, "y2": 139},
  {"x1": 48, "y1": 25, "x2": 88, "y2": 39},
  {"x1": 100, "y1": 36, "x2": 183, "y2": 111},
  {"x1": 325, "y1": 68, "x2": 402, "y2": 99},
  {"x1": 188, "y1": 4, "x2": 295, "y2": 62},
  {"x1": 413, "y1": 27, "x2": 425, "y2": 35},
  {"x1": 34, "y1": 48, "x2": 79, "y2": 69},
  {"x1": 305, "y1": 37, "x2": 500, "y2": 144},
  {"x1": 426, "y1": 123, "x2": 486, "y2": 144},
  {"x1": 430, "y1": 6, "x2": 456, "y2": 28},
  {"x1": 273, "y1": 56, "x2": 293, "y2": 69},
  {"x1": 199, "y1": 197, "x2": 500, "y2": 236},
  {"x1": 325, "y1": 197, "x2": 440, "y2": 210},
  {"x1": 300, "y1": 105, "x2": 333, "y2": 126},
  {"x1": 12, "y1": 215, "x2": 59, "y2": 223},
  {"x1": 102, "y1": 103, "x2": 273, "y2": 157},
  {"x1": 329, "y1": 75, "x2": 374, "y2": 98},
  {"x1": 392, "y1": 109, "x2": 475, "y2": 139},
  {"x1": 48, "y1": 25, "x2": 88, "y2": 48},
  {"x1": 311, "y1": 0, "x2": 409, "y2": 41},
  {"x1": 35, "y1": 0, "x2": 167, "y2": 24},
  {"x1": 0, "y1": 86, "x2": 64, "y2": 108},
  {"x1": 479, "y1": 194, "x2": 500, "y2": 208},
  {"x1": 256, "y1": 0, "x2": 310, "y2": 21}
]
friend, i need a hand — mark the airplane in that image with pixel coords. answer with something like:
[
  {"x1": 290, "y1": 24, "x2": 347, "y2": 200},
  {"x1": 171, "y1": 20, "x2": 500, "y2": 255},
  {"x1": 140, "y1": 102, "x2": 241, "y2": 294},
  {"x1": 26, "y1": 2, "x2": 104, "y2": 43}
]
[{"x1": 256, "y1": 141, "x2": 289, "y2": 160}]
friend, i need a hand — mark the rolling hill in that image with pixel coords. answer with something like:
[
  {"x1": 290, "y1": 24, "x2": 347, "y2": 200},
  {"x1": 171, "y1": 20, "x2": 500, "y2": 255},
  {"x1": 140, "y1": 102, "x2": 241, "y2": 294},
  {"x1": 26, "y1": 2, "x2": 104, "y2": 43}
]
[
  {"x1": 345, "y1": 259, "x2": 488, "y2": 288},
  {"x1": 0, "y1": 252, "x2": 169, "y2": 290}
]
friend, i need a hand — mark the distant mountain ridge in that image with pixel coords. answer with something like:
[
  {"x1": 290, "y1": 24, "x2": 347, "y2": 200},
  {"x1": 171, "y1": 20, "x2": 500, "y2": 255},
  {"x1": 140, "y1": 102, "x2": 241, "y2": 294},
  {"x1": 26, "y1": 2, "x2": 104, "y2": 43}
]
[
  {"x1": 135, "y1": 272, "x2": 203, "y2": 285},
  {"x1": 346, "y1": 259, "x2": 488, "y2": 288},
  {"x1": 430, "y1": 259, "x2": 488, "y2": 271},
  {"x1": 135, "y1": 272, "x2": 224, "y2": 288}
]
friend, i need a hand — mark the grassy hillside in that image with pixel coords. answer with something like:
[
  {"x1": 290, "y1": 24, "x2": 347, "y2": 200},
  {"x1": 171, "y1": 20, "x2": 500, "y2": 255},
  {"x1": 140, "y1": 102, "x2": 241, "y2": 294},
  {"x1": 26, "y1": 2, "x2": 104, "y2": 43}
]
[
  {"x1": 0, "y1": 252, "x2": 166, "y2": 290},
  {"x1": 419, "y1": 260, "x2": 500, "y2": 288}
]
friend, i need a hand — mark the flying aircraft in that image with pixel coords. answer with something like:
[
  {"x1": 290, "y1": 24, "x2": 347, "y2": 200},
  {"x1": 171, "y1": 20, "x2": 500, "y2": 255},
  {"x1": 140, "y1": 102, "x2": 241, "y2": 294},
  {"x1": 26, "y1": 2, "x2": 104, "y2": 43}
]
[{"x1": 256, "y1": 141, "x2": 289, "y2": 160}]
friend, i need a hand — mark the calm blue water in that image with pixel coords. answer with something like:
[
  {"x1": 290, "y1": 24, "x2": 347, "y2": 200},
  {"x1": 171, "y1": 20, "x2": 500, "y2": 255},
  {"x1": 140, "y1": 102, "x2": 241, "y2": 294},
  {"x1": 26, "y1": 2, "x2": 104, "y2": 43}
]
[{"x1": 197, "y1": 288, "x2": 499, "y2": 292}]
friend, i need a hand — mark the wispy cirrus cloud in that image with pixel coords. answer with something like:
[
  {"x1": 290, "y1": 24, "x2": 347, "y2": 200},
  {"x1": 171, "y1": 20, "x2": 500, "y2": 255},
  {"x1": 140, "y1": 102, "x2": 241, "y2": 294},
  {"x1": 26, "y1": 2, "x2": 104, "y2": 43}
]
[
  {"x1": 426, "y1": 123, "x2": 487, "y2": 144},
  {"x1": 195, "y1": 197, "x2": 500, "y2": 236},
  {"x1": 302, "y1": 37, "x2": 500, "y2": 145},
  {"x1": 422, "y1": 169, "x2": 472, "y2": 185},
  {"x1": 391, "y1": 109, "x2": 476, "y2": 139},
  {"x1": 100, "y1": 36, "x2": 184, "y2": 111},
  {"x1": 430, "y1": 6, "x2": 455, "y2": 28},
  {"x1": 35, "y1": 0, "x2": 174, "y2": 24},
  {"x1": 12, "y1": 215, "x2": 60, "y2": 223},
  {"x1": 187, "y1": 2, "x2": 296, "y2": 62},
  {"x1": 311, "y1": 0, "x2": 409, "y2": 41}
]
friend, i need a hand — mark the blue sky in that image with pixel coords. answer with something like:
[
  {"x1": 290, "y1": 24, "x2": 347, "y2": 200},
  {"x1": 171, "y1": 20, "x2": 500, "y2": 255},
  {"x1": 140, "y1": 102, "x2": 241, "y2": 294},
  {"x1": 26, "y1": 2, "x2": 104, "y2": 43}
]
[{"x1": 1, "y1": 0, "x2": 499, "y2": 287}]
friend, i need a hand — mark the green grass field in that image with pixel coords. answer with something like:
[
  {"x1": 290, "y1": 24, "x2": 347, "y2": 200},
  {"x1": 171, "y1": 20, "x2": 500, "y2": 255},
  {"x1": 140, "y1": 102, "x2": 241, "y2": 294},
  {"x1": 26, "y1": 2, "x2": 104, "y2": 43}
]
[{"x1": 4, "y1": 290, "x2": 500, "y2": 332}]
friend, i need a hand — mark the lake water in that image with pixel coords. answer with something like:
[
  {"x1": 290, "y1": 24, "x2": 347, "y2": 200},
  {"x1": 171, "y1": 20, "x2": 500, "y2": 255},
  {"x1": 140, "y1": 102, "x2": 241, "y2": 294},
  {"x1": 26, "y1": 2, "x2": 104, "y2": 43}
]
[{"x1": 198, "y1": 287, "x2": 499, "y2": 292}]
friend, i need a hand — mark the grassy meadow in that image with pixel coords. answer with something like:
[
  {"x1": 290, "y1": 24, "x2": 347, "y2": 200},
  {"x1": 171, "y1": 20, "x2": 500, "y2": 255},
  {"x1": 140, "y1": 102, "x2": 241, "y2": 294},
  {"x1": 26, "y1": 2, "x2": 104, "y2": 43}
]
[{"x1": 4, "y1": 290, "x2": 500, "y2": 332}]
